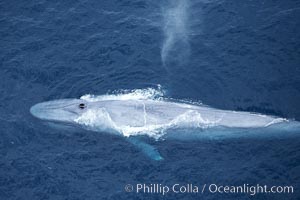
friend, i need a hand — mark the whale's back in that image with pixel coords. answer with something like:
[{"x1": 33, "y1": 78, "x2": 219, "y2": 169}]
[{"x1": 96, "y1": 100, "x2": 283, "y2": 129}]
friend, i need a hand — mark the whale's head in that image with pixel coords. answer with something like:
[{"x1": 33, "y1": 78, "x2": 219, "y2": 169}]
[{"x1": 30, "y1": 99, "x2": 88, "y2": 123}]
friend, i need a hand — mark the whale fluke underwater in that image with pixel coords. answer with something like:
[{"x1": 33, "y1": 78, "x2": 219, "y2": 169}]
[{"x1": 30, "y1": 88, "x2": 299, "y2": 160}]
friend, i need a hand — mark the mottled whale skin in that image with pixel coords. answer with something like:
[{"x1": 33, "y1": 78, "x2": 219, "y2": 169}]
[{"x1": 30, "y1": 98, "x2": 287, "y2": 160}]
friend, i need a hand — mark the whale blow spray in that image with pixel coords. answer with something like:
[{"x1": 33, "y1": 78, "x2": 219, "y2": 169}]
[{"x1": 161, "y1": 0, "x2": 190, "y2": 66}]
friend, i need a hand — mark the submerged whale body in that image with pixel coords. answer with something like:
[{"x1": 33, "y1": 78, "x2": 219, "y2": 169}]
[{"x1": 30, "y1": 89, "x2": 294, "y2": 160}]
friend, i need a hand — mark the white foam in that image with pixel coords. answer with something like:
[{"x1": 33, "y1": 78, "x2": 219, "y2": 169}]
[
  {"x1": 74, "y1": 108, "x2": 119, "y2": 134},
  {"x1": 265, "y1": 118, "x2": 288, "y2": 127},
  {"x1": 80, "y1": 85, "x2": 164, "y2": 102},
  {"x1": 170, "y1": 110, "x2": 220, "y2": 128}
]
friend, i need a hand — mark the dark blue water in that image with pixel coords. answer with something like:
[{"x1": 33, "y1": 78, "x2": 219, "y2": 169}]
[{"x1": 1, "y1": 0, "x2": 300, "y2": 199}]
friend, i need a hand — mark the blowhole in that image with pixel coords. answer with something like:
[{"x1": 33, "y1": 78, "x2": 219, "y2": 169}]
[{"x1": 79, "y1": 103, "x2": 85, "y2": 109}]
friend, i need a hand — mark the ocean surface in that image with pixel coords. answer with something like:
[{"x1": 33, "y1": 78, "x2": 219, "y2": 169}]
[{"x1": 1, "y1": 0, "x2": 300, "y2": 199}]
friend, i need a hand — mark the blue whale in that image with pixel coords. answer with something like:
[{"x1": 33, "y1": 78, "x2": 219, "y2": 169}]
[{"x1": 30, "y1": 95, "x2": 295, "y2": 160}]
